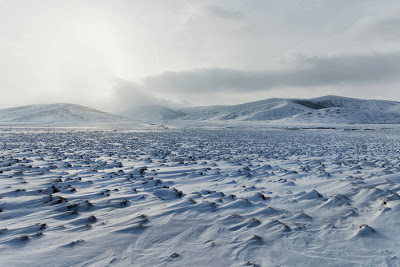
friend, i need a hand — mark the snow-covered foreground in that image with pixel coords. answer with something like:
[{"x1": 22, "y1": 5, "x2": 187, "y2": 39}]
[{"x1": 1, "y1": 127, "x2": 400, "y2": 266}]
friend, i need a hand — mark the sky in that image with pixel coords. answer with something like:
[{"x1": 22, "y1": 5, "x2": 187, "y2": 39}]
[{"x1": 1, "y1": 0, "x2": 400, "y2": 111}]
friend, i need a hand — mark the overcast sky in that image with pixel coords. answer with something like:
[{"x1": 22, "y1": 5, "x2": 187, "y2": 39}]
[{"x1": 1, "y1": 0, "x2": 400, "y2": 110}]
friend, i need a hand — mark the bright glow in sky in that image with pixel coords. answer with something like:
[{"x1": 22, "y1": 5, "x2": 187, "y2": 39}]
[{"x1": 1, "y1": 0, "x2": 400, "y2": 110}]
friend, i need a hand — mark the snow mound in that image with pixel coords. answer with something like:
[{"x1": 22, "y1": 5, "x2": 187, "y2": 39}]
[
  {"x1": 153, "y1": 188, "x2": 184, "y2": 200},
  {"x1": 353, "y1": 224, "x2": 376, "y2": 238},
  {"x1": 298, "y1": 189, "x2": 323, "y2": 200}
]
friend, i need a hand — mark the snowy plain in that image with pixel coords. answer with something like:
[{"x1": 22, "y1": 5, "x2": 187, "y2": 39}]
[{"x1": 0, "y1": 122, "x2": 400, "y2": 266}]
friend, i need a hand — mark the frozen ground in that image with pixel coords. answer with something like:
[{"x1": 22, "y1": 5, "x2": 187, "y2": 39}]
[{"x1": 1, "y1": 125, "x2": 400, "y2": 266}]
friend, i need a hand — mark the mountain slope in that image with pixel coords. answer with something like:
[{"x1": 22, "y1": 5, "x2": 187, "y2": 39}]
[
  {"x1": 180, "y1": 98, "x2": 313, "y2": 121},
  {"x1": 0, "y1": 103, "x2": 131, "y2": 124},
  {"x1": 281, "y1": 107, "x2": 400, "y2": 124},
  {"x1": 280, "y1": 96, "x2": 400, "y2": 124},
  {"x1": 180, "y1": 105, "x2": 231, "y2": 120},
  {"x1": 179, "y1": 95, "x2": 400, "y2": 124},
  {"x1": 5, "y1": 95, "x2": 399, "y2": 125}
]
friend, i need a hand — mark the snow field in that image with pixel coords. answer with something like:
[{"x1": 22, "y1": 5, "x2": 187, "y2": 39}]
[{"x1": 0, "y1": 127, "x2": 400, "y2": 266}]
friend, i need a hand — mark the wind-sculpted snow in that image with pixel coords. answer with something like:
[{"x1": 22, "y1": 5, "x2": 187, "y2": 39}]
[{"x1": 1, "y1": 128, "x2": 400, "y2": 266}]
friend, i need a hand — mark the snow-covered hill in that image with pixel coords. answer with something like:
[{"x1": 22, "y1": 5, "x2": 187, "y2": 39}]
[
  {"x1": 178, "y1": 95, "x2": 400, "y2": 124},
  {"x1": 280, "y1": 96, "x2": 400, "y2": 124},
  {"x1": 2, "y1": 96, "x2": 400, "y2": 125},
  {"x1": 0, "y1": 104, "x2": 131, "y2": 124},
  {"x1": 280, "y1": 107, "x2": 400, "y2": 124}
]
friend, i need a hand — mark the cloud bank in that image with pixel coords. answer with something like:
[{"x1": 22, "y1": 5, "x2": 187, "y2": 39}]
[
  {"x1": 1, "y1": 1, "x2": 400, "y2": 109},
  {"x1": 140, "y1": 51, "x2": 400, "y2": 92}
]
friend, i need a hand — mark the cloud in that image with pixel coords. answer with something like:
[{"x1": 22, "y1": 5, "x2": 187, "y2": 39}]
[
  {"x1": 1, "y1": 1, "x2": 400, "y2": 109},
  {"x1": 205, "y1": 5, "x2": 244, "y2": 20},
  {"x1": 111, "y1": 79, "x2": 188, "y2": 111},
  {"x1": 112, "y1": 79, "x2": 163, "y2": 109},
  {"x1": 178, "y1": 4, "x2": 253, "y2": 46},
  {"x1": 143, "y1": 51, "x2": 400, "y2": 93},
  {"x1": 350, "y1": 13, "x2": 400, "y2": 41}
]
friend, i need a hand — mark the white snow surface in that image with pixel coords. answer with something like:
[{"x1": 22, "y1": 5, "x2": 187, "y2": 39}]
[{"x1": 1, "y1": 125, "x2": 400, "y2": 266}]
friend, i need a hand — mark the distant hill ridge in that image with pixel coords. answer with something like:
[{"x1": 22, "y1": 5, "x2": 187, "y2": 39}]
[
  {"x1": 2, "y1": 96, "x2": 400, "y2": 124},
  {"x1": 0, "y1": 103, "x2": 131, "y2": 124},
  {"x1": 120, "y1": 95, "x2": 400, "y2": 124}
]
